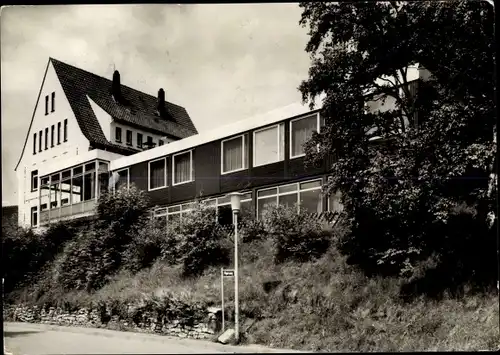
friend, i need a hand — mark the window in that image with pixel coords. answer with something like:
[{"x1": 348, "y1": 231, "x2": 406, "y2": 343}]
[
  {"x1": 147, "y1": 136, "x2": 153, "y2": 146},
  {"x1": 31, "y1": 170, "x2": 39, "y2": 191},
  {"x1": 72, "y1": 167, "x2": 83, "y2": 204},
  {"x1": 159, "y1": 139, "x2": 164, "y2": 146},
  {"x1": 57, "y1": 122, "x2": 61, "y2": 144},
  {"x1": 83, "y1": 163, "x2": 96, "y2": 201},
  {"x1": 33, "y1": 133, "x2": 37, "y2": 155},
  {"x1": 63, "y1": 119, "x2": 68, "y2": 142},
  {"x1": 290, "y1": 113, "x2": 320, "y2": 158},
  {"x1": 51, "y1": 125, "x2": 55, "y2": 147},
  {"x1": 221, "y1": 135, "x2": 247, "y2": 174},
  {"x1": 44, "y1": 128, "x2": 49, "y2": 150},
  {"x1": 31, "y1": 207, "x2": 38, "y2": 227},
  {"x1": 204, "y1": 192, "x2": 252, "y2": 225},
  {"x1": 173, "y1": 151, "x2": 193, "y2": 185},
  {"x1": 137, "y1": 133, "x2": 143, "y2": 148},
  {"x1": 115, "y1": 127, "x2": 122, "y2": 143},
  {"x1": 50, "y1": 173, "x2": 60, "y2": 209},
  {"x1": 51, "y1": 92, "x2": 55, "y2": 112},
  {"x1": 61, "y1": 170, "x2": 71, "y2": 207},
  {"x1": 45, "y1": 95, "x2": 49, "y2": 115},
  {"x1": 149, "y1": 158, "x2": 166, "y2": 190},
  {"x1": 253, "y1": 123, "x2": 285, "y2": 167},
  {"x1": 154, "y1": 202, "x2": 195, "y2": 225},
  {"x1": 39, "y1": 130, "x2": 43, "y2": 152},
  {"x1": 126, "y1": 130, "x2": 132, "y2": 145},
  {"x1": 256, "y1": 179, "x2": 323, "y2": 219}
]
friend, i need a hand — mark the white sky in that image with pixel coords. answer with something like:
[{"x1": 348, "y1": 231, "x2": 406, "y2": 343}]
[{"x1": 1, "y1": 4, "x2": 311, "y2": 206}]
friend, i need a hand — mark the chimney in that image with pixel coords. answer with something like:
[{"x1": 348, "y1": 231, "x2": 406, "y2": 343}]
[
  {"x1": 157, "y1": 88, "x2": 166, "y2": 117},
  {"x1": 112, "y1": 70, "x2": 121, "y2": 101}
]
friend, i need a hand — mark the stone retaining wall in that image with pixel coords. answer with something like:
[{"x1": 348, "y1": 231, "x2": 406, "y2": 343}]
[{"x1": 3, "y1": 304, "x2": 221, "y2": 340}]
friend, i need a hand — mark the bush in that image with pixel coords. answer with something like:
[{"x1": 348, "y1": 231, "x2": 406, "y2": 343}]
[
  {"x1": 2, "y1": 222, "x2": 75, "y2": 294},
  {"x1": 162, "y1": 200, "x2": 231, "y2": 277},
  {"x1": 261, "y1": 204, "x2": 333, "y2": 264},
  {"x1": 121, "y1": 218, "x2": 164, "y2": 273},
  {"x1": 48, "y1": 185, "x2": 152, "y2": 292}
]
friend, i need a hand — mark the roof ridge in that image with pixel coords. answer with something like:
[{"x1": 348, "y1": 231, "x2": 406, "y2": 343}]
[{"x1": 49, "y1": 57, "x2": 185, "y2": 110}]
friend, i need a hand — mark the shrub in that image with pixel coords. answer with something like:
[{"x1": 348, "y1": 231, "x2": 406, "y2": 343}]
[
  {"x1": 96, "y1": 184, "x2": 150, "y2": 232},
  {"x1": 2, "y1": 221, "x2": 75, "y2": 294},
  {"x1": 121, "y1": 218, "x2": 164, "y2": 273},
  {"x1": 163, "y1": 201, "x2": 231, "y2": 277},
  {"x1": 261, "y1": 204, "x2": 333, "y2": 264},
  {"x1": 50, "y1": 185, "x2": 152, "y2": 292}
]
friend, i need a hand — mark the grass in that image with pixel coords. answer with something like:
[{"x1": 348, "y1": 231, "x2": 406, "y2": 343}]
[{"x1": 12, "y1": 237, "x2": 499, "y2": 352}]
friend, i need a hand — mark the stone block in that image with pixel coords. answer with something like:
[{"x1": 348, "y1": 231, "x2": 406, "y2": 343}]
[{"x1": 218, "y1": 328, "x2": 235, "y2": 344}]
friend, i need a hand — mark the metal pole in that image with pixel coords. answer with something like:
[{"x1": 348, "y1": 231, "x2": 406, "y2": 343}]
[
  {"x1": 221, "y1": 268, "x2": 225, "y2": 332},
  {"x1": 234, "y1": 211, "x2": 239, "y2": 343}
]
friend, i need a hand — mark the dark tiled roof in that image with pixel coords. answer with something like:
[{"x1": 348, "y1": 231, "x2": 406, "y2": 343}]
[{"x1": 50, "y1": 58, "x2": 198, "y2": 153}]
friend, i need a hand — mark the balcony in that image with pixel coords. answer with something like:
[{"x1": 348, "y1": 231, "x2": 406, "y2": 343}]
[{"x1": 37, "y1": 159, "x2": 109, "y2": 227}]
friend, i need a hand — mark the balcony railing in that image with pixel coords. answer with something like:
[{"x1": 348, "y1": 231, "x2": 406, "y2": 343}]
[{"x1": 39, "y1": 200, "x2": 96, "y2": 226}]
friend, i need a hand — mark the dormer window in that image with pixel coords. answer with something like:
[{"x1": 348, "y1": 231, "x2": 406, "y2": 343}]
[
  {"x1": 126, "y1": 130, "x2": 133, "y2": 145},
  {"x1": 115, "y1": 127, "x2": 122, "y2": 143},
  {"x1": 137, "y1": 133, "x2": 143, "y2": 149}
]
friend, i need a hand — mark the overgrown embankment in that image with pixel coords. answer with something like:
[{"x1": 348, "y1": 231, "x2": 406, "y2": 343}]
[{"x1": 3, "y1": 186, "x2": 499, "y2": 351}]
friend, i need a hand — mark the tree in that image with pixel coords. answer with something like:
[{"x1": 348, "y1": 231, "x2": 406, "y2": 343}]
[{"x1": 298, "y1": 1, "x2": 496, "y2": 293}]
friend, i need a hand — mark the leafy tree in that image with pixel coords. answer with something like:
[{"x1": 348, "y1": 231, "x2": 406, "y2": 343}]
[{"x1": 298, "y1": 1, "x2": 496, "y2": 293}]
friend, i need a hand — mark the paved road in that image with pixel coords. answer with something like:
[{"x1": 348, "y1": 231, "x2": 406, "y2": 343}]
[{"x1": 4, "y1": 322, "x2": 303, "y2": 354}]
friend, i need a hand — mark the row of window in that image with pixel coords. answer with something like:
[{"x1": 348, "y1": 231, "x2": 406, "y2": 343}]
[
  {"x1": 45, "y1": 92, "x2": 55, "y2": 116},
  {"x1": 150, "y1": 178, "x2": 342, "y2": 227},
  {"x1": 115, "y1": 127, "x2": 164, "y2": 149},
  {"x1": 33, "y1": 119, "x2": 68, "y2": 155},
  {"x1": 149, "y1": 150, "x2": 193, "y2": 190},
  {"x1": 144, "y1": 113, "x2": 322, "y2": 191},
  {"x1": 221, "y1": 113, "x2": 322, "y2": 174}
]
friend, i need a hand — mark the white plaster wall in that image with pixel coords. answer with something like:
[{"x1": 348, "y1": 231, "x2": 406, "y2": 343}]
[
  {"x1": 17, "y1": 61, "x2": 90, "y2": 228},
  {"x1": 88, "y1": 96, "x2": 113, "y2": 141}
]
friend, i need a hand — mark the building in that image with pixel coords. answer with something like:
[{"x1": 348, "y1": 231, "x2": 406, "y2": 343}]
[
  {"x1": 14, "y1": 58, "x2": 198, "y2": 228},
  {"x1": 15, "y1": 58, "x2": 430, "y2": 229}
]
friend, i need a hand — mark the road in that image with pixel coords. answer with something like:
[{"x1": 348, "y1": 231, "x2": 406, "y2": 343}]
[{"x1": 4, "y1": 322, "x2": 303, "y2": 354}]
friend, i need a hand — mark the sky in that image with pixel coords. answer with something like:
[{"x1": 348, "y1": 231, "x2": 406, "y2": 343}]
[{"x1": 1, "y1": 4, "x2": 311, "y2": 207}]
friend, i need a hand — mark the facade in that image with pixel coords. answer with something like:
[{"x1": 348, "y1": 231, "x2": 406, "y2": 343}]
[
  {"x1": 14, "y1": 58, "x2": 198, "y2": 228},
  {"x1": 15, "y1": 59, "x2": 430, "y2": 229}
]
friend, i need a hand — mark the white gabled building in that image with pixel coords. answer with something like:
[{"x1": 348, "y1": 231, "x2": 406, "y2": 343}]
[{"x1": 14, "y1": 58, "x2": 198, "y2": 229}]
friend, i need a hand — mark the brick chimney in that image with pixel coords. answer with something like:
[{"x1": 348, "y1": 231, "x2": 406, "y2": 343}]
[
  {"x1": 112, "y1": 70, "x2": 122, "y2": 102},
  {"x1": 157, "y1": 88, "x2": 167, "y2": 118}
]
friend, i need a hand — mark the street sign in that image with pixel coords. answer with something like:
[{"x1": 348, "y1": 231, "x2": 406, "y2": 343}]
[{"x1": 223, "y1": 269, "x2": 235, "y2": 277}]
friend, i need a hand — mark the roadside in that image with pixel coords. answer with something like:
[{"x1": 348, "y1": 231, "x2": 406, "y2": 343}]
[{"x1": 4, "y1": 322, "x2": 306, "y2": 354}]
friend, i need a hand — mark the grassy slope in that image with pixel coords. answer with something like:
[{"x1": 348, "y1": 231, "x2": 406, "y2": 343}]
[{"x1": 19, "y1": 238, "x2": 499, "y2": 352}]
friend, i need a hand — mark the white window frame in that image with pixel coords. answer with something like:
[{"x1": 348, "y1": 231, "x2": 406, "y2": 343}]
[
  {"x1": 289, "y1": 112, "x2": 321, "y2": 160},
  {"x1": 115, "y1": 168, "x2": 130, "y2": 190},
  {"x1": 31, "y1": 170, "x2": 39, "y2": 192},
  {"x1": 31, "y1": 206, "x2": 38, "y2": 227},
  {"x1": 221, "y1": 134, "x2": 247, "y2": 175},
  {"x1": 252, "y1": 123, "x2": 284, "y2": 168},
  {"x1": 256, "y1": 178, "x2": 323, "y2": 217},
  {"x1": 204, "y1": 192, "x2": 252, "y2": 223},
  {"x1": 148, "y1": 157, "x2": 167, "y2": 191},
  {"x1": 172, "y1": 150, "x2": 194, "y2": 186}
]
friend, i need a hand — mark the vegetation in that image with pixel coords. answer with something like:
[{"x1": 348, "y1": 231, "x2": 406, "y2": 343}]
[
  {"x1": 3, "y1": 1, "x2": 497, "y2": 351},
  {"x1": 4, "y1": 186, "x2": 498, "y2": 351},
  {"x1": 298, "y1": 0, "x2": 497, "y2": 292}
]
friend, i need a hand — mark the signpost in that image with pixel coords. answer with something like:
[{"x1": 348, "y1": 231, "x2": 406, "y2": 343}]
[{"x1": 220, "y1": 268, "x2": 234, "y2": 332}]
